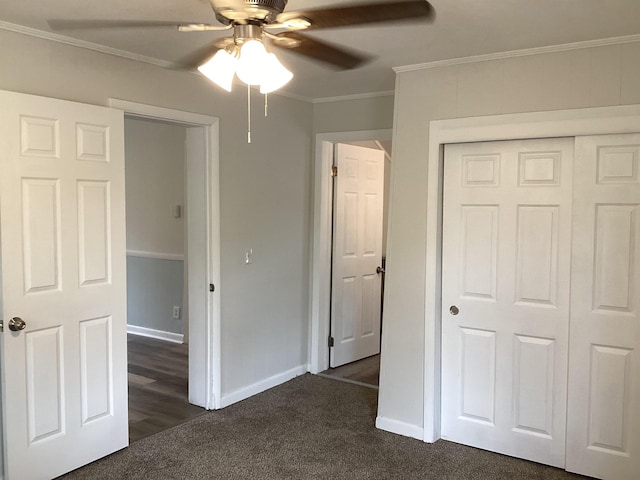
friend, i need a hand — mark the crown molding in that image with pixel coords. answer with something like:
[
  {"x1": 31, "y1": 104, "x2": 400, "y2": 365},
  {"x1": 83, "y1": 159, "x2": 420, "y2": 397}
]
[
  {"x1": 312, "y1": 90, "x2": 394, "y2": 104},
  {"x1": 394, "y1": 34, "x2": 640, "y2": 73},
  {"x1": 0, "y1": 20, "x2": 176, "y2": 69}
]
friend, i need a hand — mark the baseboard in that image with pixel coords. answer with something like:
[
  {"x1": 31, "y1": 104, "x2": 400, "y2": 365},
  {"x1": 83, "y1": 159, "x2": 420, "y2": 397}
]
[
  {"x1": 375, "y1": 416, "x2": 424, "y2": 441},
  {"x1": 220, "y1": 364, "x2": 308, "y2": 408},
  {"x1": 127, "y1": 324, "x2": 184, "y2": 344}
]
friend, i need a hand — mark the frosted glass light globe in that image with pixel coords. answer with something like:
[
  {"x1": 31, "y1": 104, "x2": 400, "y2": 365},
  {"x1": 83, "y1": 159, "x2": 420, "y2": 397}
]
[{"x1": 236, "y1": 40, "x2": 269, "y2": 86}]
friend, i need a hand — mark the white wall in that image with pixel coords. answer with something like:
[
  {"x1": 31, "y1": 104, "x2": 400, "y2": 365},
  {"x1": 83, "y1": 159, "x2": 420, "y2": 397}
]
[
  {"x1": 379, "y1": 41, "x2": 640, "y2": 432},
  {"x1": 0, "y1": 28, "x2": 313, "y2": 402}
]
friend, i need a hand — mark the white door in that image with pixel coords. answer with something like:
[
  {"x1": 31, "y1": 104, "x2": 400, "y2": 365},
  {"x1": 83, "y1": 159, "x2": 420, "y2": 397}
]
[
  {"x1": 441, "y1": 138, "x2": 574, "y2": 467},
  {"x1": 330, "y1": 143, "x2": 385, "y2": 367},
  {"x1": 0, "y1": 91, "x2": 128, "y2": 479},
  {"x1": 566, "y1": 134, "x2": 640, "y2": 480}
]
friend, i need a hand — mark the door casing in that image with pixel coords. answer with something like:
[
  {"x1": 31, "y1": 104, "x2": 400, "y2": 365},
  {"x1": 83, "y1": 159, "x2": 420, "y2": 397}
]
[
  {"x1": 423, "y1": 104, "x2": 640, "y2": 443},
  {"x1": 310, "y1": 129, "x2": 392, "y2": 374},
  {"x1": 109, "y1": 99, "x2": 221, "y2": 410}
]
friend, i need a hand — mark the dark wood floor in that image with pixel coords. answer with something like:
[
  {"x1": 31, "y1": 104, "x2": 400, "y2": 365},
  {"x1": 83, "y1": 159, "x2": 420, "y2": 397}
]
[
  {"x1": 321, "y1": 354, "x2": 380, "y2": 387},
  {"x1": 128, "y1": 334, "x2": 206, "y2": 442}
]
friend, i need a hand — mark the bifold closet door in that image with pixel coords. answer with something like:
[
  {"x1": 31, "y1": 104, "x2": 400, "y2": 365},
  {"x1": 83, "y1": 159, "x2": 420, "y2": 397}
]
[
  {"x1": 441, "y1": 138, "x2": 574, "y2": 468},
  {"x1": 566, "y1": 134, "x2": 640, "y2": 480}
]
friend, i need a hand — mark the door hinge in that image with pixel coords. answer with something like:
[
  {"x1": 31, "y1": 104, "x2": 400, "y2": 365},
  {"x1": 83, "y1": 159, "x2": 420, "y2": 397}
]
[
  {"x1": 209, "y1": 283, "x2": 215, "y2": 292},
  {"x1": 331, "y1": 165, "x2": 338, "y2": 177},
  {"x1": 328, "y1": 336, "x2": 334, "y2": 347}
]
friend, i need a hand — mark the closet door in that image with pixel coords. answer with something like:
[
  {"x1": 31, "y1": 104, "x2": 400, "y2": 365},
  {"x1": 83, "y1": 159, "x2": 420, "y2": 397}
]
[
  {"x1": 441, "y1": 138, "x2": 574, "y2": 467},
  {"x1": 567, "y1": 134, "x2": 640, "y2": 480}
]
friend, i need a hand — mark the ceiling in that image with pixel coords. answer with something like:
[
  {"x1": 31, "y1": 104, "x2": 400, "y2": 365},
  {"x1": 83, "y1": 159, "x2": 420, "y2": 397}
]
[{"x1": 1, "y1": 0, "x2": 639, "y2": 100}]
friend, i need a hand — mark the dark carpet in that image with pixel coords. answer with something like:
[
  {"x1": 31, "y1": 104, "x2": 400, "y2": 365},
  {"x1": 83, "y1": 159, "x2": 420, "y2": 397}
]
[{"x1": 59, "y1": 374, "x2": 591, "y2": 479}]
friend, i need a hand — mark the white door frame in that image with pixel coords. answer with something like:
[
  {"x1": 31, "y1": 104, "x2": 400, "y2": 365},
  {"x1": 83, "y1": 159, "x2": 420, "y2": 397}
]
[
  {"x1": 109, "y1": 99, "x2": 221, "y2": 410},
  {"x1": 309, "y1": 129, "x2": 392, "y2": 374},
  {"x1": 424, "y1": 104, "x2": 640, "y2": 442}
]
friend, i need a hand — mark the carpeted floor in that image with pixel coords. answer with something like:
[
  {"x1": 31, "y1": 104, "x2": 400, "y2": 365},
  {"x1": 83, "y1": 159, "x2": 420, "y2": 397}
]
[{"x1": 58, "y1": 374, "x2": 592, "y2": 479}]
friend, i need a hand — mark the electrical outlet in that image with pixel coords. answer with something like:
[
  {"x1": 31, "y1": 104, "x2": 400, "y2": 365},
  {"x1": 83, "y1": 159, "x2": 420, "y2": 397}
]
[{"x1": 172, "y1": 306, "x2": 181, "y2": 319}]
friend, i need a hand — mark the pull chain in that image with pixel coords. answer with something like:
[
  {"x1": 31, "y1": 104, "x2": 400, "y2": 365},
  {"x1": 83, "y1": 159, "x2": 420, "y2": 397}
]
[{"x1": 247, "y1": 83, "x2": 252, "y2": 144}]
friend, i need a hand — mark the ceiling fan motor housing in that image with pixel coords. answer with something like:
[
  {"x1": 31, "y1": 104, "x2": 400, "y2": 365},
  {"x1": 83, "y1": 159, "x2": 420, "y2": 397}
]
[{"x1": 215, "y1": 0, "x2": 289, "y2": 25}]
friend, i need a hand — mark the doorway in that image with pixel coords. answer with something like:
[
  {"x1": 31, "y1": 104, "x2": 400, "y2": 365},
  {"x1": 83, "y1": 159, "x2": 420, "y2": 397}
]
[
  {"x1": 312, "y1": 132, "x2": 392, "y2": 387},
  {"x1": 123, "y1": 116, "x2": 207, "y2": 441},
  {"x1": 109, "y1": 99, "x2": 222, "y2": 413}
]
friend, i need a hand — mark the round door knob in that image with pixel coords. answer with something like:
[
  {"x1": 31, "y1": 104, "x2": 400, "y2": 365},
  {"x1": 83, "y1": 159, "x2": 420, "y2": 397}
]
[
  {"x1": 449, "y1": 306, "x2": 459, "y2": 316},
  {"x1": 8, "y1": 317, "x2": 26, "y2": 332},
  {"x1": 376, "y1": 266, "x2": 385, "y2": 274}
]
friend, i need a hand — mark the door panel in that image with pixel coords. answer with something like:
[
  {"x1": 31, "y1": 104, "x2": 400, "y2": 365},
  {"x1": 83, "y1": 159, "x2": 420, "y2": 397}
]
[
  {"x1": 566, "y1": 134, "x2": 640, "y2": 480},
  {"x1": 0, "y1": 90, "x2": 128, "y2": 480},
  {"x1": 331, "y1": 143, "x2": 384, "y2": 367},
  {"x1": 441, "y1": 138, "x2": 574, "y2": 468}
]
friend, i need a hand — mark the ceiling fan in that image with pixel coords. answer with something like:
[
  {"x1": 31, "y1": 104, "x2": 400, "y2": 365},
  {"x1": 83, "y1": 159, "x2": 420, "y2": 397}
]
[{"x1": 50, "y1": 0, "x2": 435, "y2": 93}]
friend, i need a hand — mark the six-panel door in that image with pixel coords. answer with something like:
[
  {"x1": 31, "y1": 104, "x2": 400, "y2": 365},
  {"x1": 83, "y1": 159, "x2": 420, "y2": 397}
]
[
  {"x1": 0, "y1": 90, "x2": 128, "y2": 480},
  {"x1": 441, "y1": 138, "x2": 574, "y2": 468},
  {"x1": 567, "y1": 134, "x2": 640, "y2": 480},
  {"x1": 331, "y1": 143, "x2": 385, "y2": 367}
]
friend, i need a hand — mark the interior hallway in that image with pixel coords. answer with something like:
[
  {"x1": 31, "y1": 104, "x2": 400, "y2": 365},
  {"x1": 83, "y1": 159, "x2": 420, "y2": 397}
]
[{"x1": 127, "y1": 334, "x2": 206, "y2": 442}]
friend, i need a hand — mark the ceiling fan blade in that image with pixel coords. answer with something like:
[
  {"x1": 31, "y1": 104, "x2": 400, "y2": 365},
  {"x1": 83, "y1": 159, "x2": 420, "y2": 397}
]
[
  {"x1": 48, "y1": 19, "x2": 230, "y2": 31},
  {"x1": 277, "y1": 0, "x2": 434, "y2": 30},
  {"x1": 273, "y1": 31, "x2": 371, "y2": 70}
]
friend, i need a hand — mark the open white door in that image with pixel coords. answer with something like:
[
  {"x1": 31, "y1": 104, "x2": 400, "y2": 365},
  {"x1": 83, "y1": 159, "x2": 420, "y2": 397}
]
[
  {"x1": 566, "y1": 134, "x2": 640, "y2": 480},
  {"x1": 0, "y1": 91, "x2": 128, "y2": 479},
  {"x1": 330, "y1": 143, "x2": 384, "y2": 368},
  {"x1": 441, "y1": 138, "x2": 574, "y2": 467}
]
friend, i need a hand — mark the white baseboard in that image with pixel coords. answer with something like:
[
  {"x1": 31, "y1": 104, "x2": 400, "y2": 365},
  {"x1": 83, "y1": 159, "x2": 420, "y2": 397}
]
[
  {"x1": 220, "y1": 364, "x2": 308, "y2": 408},
  {"x1": 375, "y1": 416, "x2": 424, "y2": 441},
  {"x1": 127, "y1": 324, "x2": 184, "y2": 344}
]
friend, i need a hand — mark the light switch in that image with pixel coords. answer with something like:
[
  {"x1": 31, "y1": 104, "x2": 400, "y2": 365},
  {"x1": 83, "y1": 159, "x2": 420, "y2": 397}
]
[
  {"x1": 172, "y1": 204, "x2": 182, "y2": 219},
  {"x1": 245, "y1": 248, "x2": 253, "y2": 264}
]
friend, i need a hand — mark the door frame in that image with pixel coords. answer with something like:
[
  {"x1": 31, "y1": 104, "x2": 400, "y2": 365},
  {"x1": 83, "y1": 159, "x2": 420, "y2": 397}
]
[
  {"x1": 424, "y1": 104, "x2": 640, "y2": 442},
  {"x1": 109, "y1": 99, "x2": 221, "y2": 410},
  {"x1": 309, "y1": 129, "x2": 392, "y2": 374}
]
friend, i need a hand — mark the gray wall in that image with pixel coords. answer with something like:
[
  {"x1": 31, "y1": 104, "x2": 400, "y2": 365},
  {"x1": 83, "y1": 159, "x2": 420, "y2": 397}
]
[
  {"x1": 126, "y1": 256, "x2": 185, "y2": 335},
  {"x1": 0, "y1": 28, "x2": 313, "y2": 400},
  {"x1": 313, "y1": 95, "x2": 394, "y2": 134},
  {"x1": 379, "y1": 41, "x2": 640, "y2": 430}
]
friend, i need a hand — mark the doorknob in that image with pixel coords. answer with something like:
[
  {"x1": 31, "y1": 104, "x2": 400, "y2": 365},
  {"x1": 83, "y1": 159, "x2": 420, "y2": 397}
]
[
  {"x1": 449, "y1": 306, "x2": 459, "y2": 316},
  {"x1": 376, "y1": 266, "x2": 385, "y2": 274},
  {"x1": 8, "y1": 317, "x2": 26, "y2": 332}
]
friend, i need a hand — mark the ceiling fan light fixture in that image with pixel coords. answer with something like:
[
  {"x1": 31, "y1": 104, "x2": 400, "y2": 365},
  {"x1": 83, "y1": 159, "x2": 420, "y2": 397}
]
[
  {"x1": 260, "y1": 53, "x2": 293, "y2": 94},
  {"x1": 198, "y1": 49, "x2": 238, "y2": 92}
]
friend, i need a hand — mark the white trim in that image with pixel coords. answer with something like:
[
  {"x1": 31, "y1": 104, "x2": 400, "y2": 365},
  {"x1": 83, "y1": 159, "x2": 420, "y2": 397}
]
[
  {"x1": 394, "y1": 34, "x2": 640, "y2": 73},
  {"x1": 219, "y1": 365, "x2": 308, "y2": 408},
  {"x1": 126, "y1": 250, "x2": 184, "y2": 261},
  {"x1": 423, "y1": 104, "x2": 640, "y2": 444},
  {"x1": 312, "y1": 91, "x2": 395, "y2": 104},
  {"x1": 127, "y1": 324, "x2": 184, "y2": 344},
  {"x1": 316, "y1": 373, "x2": 379, "y2": 391},
  {"x1": 112, "y1": 98, "x2": 222, "y2": 411},
  {"x1": 309, "y1": 129, "x2": 393, "y2": 374},
  {"x1": 110, "y1": 99, "x2": 218, "y2": 126},
  {"x1": 375, "y1": 416, "x2": 424, "y2": 441}
]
